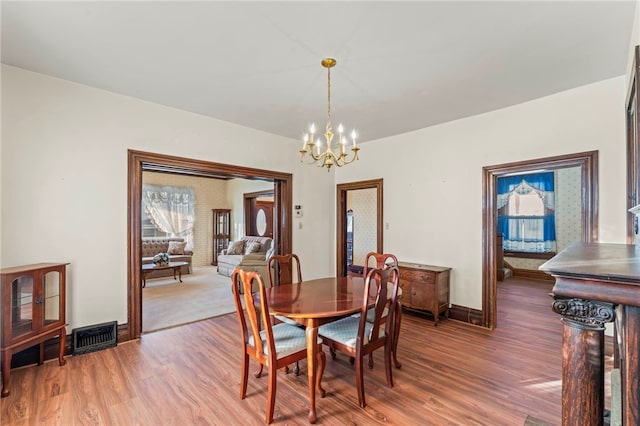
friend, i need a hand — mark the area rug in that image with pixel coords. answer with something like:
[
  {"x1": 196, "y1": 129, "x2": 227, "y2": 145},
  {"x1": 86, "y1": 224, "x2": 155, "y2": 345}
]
[{"x1": 142, "y1": 266, "x2": 235, "y2": 332}]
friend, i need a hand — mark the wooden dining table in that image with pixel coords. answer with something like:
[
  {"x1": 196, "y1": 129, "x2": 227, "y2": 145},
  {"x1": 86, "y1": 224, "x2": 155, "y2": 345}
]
[{"x1": 262, "y1": 275, "x2": 370, "y2": 424}]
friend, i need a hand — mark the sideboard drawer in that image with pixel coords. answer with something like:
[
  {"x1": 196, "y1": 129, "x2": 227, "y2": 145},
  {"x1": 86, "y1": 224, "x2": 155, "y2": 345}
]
[{"x1": 400, "y1": 269, "x2": 435, "y2": 283}]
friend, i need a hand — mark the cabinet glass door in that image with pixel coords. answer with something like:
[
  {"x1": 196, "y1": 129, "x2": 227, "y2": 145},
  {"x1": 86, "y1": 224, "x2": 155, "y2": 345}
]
[
  {"x1": 43, "y1": 271, "x2": 61, "y2": 326},
  {"x1": 11, "y1": 275, "x2": 34, "y2": 339}
]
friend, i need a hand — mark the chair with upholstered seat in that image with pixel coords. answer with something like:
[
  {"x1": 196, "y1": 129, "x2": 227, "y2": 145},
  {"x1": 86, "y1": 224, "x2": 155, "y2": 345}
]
[
  {"x1": 318, "y1": 265, "x2": 399, "y2": 408},
  {"x1": 363, "y1": 252, "x2": 402, "y2": 369},
  {"x1": 231, "y1": 268, "x2": 326, "y2": 424}
]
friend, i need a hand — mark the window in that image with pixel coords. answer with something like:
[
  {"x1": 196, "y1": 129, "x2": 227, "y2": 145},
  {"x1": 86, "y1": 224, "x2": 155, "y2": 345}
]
[
  {"x1": 142, "y1": 213, "x2": 168, "y2": 238},
  {"x1": 497, "y1": 172, "x2": 556, "y2": 253},
  {"x1": 141, "y1": 184, "x2": 195, "y2": 247}
]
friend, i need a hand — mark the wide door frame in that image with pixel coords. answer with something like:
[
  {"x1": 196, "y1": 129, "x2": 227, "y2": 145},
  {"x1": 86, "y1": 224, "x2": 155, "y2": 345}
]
[
  {"x1": 336, "y1": 179, "x2": 383, "y2": 277},
  {"x1": 127, "y1": 150, "x2": 292, "y2": 340},
  {"x1": 482, "y1": 151, "x2": 598, "y2": 329},
  {"x1": 626, "y1": 45, "x2": 640, "y2": 243}
]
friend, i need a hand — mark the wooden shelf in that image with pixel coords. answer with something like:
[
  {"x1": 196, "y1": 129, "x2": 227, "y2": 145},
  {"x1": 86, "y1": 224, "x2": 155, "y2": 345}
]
[{"x1": 212, "y1": 209, "x2": 231, "y2": 266}]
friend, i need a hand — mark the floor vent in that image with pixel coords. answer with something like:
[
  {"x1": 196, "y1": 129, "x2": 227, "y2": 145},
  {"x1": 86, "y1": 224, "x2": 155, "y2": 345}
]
[{"x1": 72, "y1": 321, "x2": 117, "y2": 355}]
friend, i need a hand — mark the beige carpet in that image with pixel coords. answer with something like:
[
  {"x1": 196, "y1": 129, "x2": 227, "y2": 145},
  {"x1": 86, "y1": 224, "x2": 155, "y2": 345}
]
[{"x1": 142, "y1": 266, "x2": 235, "y2": 333}]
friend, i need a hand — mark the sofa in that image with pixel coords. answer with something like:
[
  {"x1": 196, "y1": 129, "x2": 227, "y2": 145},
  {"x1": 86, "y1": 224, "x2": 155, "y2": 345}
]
[
  {"x1": 217, "y1": 236, "x2": 274, "y2": 285},
  {"x1": 142, "y1": 238, "x2": 193, "y2": 279}
]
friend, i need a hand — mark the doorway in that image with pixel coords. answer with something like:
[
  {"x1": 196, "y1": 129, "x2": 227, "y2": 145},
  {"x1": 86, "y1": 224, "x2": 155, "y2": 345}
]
[
  {"x1": 127, "y1": 150, "x2": 292, "y2": 340},
  {"x1": 626, "y1": 46, "x2": 640, "y2": 243},
  {"x1": 336, "y1": 179, "x2": 383, "y2": 277},
  {"x1": 244, "y1": 190, "x2": 274, "y2": 238},
  {"x1": 481, "y1": 151, "x2": 598, "y2": 329}
]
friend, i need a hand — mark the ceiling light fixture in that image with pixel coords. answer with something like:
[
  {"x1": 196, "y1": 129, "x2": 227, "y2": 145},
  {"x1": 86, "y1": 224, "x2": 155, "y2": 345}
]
[{"x1": 300, "y1": 58, "x2": 359, "y2": 171}]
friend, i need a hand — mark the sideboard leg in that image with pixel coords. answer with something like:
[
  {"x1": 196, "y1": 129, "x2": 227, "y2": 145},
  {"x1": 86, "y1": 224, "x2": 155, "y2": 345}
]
[{"x1": 1, "y1": 350, "x2": 11, "y2": 397}]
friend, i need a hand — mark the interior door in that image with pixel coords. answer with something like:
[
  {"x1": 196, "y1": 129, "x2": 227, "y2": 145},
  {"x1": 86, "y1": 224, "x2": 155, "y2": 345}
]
[
  {"x1": 250, "y1": 200, "x2": 274, "y2": 238},
  {"x1": 336, "y1": 179, "x2": 383, "y2": 277},
  {"x1": 244, "y1": 190, "x2": 274, "y2": 238}
]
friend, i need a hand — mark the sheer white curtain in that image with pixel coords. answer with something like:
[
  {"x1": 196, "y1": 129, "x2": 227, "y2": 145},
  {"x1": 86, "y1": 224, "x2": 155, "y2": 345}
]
[{"x1": 142, "y1": 185, "x2": 195, "y2": 249}]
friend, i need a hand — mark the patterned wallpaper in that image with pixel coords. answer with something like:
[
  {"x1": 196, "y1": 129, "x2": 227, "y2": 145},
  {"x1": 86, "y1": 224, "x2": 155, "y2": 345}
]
[
  {"x1": 142, "y1": 171, "x2": 230, "y2": 267},
  {"x1": 347, "y1": 188, "x2": 377, "y2": 267},
  {"x1": 507, "y1": 166, "x2": 582, "y2": 270}
]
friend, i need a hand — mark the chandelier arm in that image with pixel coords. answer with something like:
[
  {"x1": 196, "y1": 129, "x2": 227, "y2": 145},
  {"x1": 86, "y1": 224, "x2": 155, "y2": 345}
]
[{"x1": 342, "y1": 147, "x2": 361, "y2": 165}]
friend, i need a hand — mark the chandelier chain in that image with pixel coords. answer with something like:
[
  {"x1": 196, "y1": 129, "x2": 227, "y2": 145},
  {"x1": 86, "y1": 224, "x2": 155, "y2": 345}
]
[{"x1": 327, "y1": 66, "x2": 331, "y2": 123}]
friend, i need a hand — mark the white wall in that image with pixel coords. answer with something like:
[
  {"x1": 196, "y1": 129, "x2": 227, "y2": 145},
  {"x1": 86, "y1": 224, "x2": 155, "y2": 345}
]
[
  {"x1": 336, "y1": 77, "x2": 627, "y2": 310},
  {"x1": 0, "y1": 65, "x2": 336, "y2": 330}
]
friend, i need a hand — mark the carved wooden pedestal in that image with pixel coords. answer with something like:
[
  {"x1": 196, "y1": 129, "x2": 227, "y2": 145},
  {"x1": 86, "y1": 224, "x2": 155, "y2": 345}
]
[
  {"x1": 541, "y1": 243, "x2": 640, "y2": 426},
  {"x1": 552, "y1": 298, "x2": 614, "y2": 425}
]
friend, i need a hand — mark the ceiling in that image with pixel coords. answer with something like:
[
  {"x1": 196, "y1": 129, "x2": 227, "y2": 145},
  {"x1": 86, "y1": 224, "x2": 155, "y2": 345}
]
[{"x1": 1, "y1": 1, "x2": 636, "y2": 143}]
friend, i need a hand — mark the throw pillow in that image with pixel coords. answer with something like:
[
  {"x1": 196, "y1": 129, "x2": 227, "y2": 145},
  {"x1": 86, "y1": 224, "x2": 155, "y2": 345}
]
[
  {"x1": 244, "y1": 241, "x2": 262, "y2": 254},
  {"x1": 167, "y1": 241, "x2": 187, "y2": 255},
  {"x1": 226, "y1": 240, "x2": 245, "y2": 255}
]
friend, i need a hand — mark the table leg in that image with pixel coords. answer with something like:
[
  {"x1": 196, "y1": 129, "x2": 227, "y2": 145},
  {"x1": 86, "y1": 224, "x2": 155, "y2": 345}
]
[
  {"x1": 306, "y1": 319, "x2": 319, "y2": 424},
  {"x1": 177, "y1": 267, "x2": 183, "y2": 283},
  {"x1": 142, "y1": 271, "x2": 147, "y2": 288}
]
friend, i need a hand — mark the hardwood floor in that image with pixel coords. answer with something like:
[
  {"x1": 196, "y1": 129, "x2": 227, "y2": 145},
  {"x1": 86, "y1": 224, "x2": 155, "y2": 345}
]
[{"x1": 1, "y1": 278, "x2": 607, "y2": 425}]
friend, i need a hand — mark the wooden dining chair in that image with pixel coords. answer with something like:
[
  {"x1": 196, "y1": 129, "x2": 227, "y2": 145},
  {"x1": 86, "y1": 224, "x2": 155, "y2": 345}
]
[
  {"x1": 363, "y1": 252, "x2": 402, "y2": 369},
  {"x1": 267, "y1": 253, "x2": 304, "y2": 375},
  {"x1": 231, "y1": 268, "x2": 326, "y2": 424},
  {"x1": 318, "y1": 265, "x2": 400, "y2": 408},
  {"x1": 268, "y1": 253, "x2": 302, "y2": 287}
]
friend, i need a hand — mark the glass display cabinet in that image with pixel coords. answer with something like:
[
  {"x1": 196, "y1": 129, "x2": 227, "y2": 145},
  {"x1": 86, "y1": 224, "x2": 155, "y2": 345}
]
[
  {"x1": 212, "y1": 209, "x2": 231, "y2": 266},
  {"x1": 1, "y1": 263, "x2": 68, "y2": 397}
]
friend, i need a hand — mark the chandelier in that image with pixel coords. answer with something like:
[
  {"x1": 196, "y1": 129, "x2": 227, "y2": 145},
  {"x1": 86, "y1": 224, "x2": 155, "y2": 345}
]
[{"x1": 299, "y1": 58, "x2": 359, "y2": 171}]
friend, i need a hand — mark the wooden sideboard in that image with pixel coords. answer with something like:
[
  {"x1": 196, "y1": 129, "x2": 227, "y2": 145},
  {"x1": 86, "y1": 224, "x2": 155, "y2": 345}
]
[
  {"x1": 540, "y1": 243, "x2": 640, "y2": 425},
  {"x1": 398, "y1": 262, "x2": 451, "y2": 325}
]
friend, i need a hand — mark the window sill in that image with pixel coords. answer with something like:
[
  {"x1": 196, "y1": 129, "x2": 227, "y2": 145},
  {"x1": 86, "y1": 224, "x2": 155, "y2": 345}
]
[{"x1": 504, "y1": 251, "x2": 556, "y2": 260}]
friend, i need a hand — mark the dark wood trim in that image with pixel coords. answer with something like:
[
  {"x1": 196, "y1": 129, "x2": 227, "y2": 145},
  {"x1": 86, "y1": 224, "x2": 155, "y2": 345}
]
[
  {"x1": 511, "y1": 268, "x2": 555, "y2": 282},
  {"x1": 127, "y1": 150, "x2": 292, "y2": 340},
  {"x1": 336, "y1": 179, "x2": 383, "y2": 278},
  {"x1": 504, "y1": 251, "x2": 556, "y2": 260},
  {"x1": 482, "y1": 151, "x2": 599, "y2": 329},
  {"x1": 448, "y1": 304, "x2": 484, "y2": 327},
  {"x1": 116, "y1": 322, "x2": 131, "y2": 343},
  {"x1": 626, "y1": 45, "x2": 640, "y2": 243}
]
